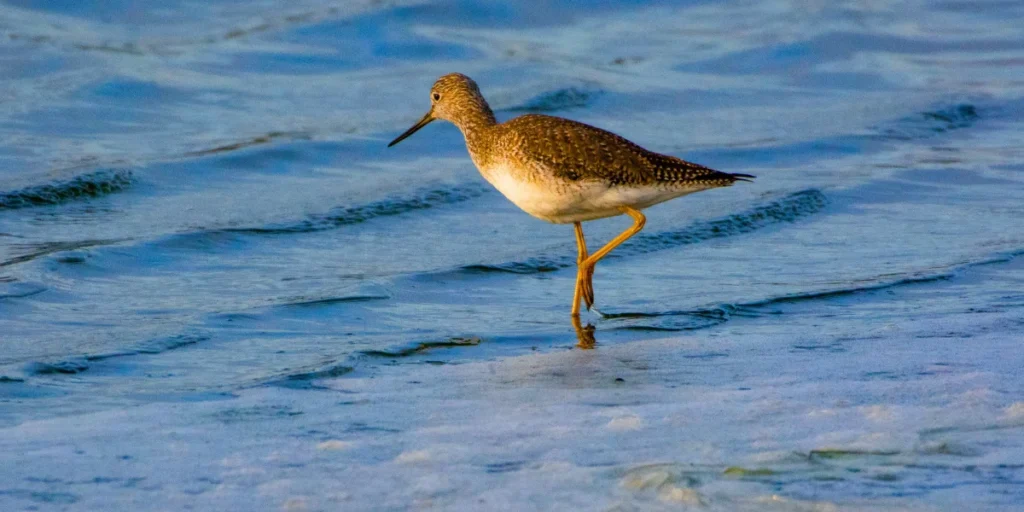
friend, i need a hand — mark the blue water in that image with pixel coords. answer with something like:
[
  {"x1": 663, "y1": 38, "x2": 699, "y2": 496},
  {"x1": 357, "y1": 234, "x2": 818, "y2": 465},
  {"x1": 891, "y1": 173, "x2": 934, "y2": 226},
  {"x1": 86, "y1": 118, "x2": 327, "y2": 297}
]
[{"x1": 2, "y1": 1, "x2": 1023, "y2": 510}]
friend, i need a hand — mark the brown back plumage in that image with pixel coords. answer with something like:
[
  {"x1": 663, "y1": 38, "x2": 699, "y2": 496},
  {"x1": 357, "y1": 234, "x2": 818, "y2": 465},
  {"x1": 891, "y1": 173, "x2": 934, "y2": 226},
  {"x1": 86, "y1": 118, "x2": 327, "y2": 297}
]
[{"x1": 492, "y1": 114, "x2": 752, "y2": 187}]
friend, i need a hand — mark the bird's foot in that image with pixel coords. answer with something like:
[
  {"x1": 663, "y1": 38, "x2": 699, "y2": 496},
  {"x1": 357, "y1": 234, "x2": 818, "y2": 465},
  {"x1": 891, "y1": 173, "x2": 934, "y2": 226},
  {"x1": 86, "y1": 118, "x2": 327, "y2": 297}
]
[{"x1": 581, "y1": 265, "x2": 595, "y2": 310}]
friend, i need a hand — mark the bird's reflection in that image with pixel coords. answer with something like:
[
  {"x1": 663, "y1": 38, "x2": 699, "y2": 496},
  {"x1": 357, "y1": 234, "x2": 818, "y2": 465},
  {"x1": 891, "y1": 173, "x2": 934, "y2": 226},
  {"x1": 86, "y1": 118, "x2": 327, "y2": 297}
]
[{"x1": 571, "y1": 315, "x2": 597, "y2": 349}]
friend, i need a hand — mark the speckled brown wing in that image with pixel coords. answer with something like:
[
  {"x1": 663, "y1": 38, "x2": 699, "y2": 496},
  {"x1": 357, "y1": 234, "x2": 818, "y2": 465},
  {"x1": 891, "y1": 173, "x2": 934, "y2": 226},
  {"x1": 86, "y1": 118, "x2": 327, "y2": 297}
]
[
  {"x1": 639, "y1": 149, "x2": 754, "y2": 187},
  {"x1": 496, "y1": 114, "x2": 752, "y2": 186}
]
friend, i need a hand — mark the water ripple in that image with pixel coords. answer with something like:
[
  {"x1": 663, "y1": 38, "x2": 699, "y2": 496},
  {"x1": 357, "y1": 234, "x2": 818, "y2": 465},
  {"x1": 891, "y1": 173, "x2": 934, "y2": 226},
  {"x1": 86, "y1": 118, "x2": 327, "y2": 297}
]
[
  {"x1": 267, "y1": 363, "x2": 355, "y2": 390},
  {"x1": 183, "y1": 131, "x2": 310, "y2": 158},
  {"x1": 602, "y1": 249, "x2": 1024, "y2": 330},
  {"x1": 220, "y1": 183, "x2": 489, "y2": 235},
  {"x1": 361, "y1": 337, "x2": 483, "y2": 358},
  {"x1": 0, "y1": 169, "x2": 133, "y2": 210},
  {"x1": 13, "y1": 334, "x2": 210, "y2": 379},
  {"x1": 460, "y1": 189, "x2": 829, "y2": 275},
  {"x1": 0, "y1": 239, "x2": 124, "y2": 268},
  {"x1": 878, "y1": 103, "x2": 982, "y2": 140}
]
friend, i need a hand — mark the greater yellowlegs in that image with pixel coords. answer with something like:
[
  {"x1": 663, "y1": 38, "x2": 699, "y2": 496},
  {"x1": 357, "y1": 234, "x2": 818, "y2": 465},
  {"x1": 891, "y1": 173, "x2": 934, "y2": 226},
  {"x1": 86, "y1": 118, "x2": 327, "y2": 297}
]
[{"x1": 388, "y1": 73, "x2": 754, "y2": 318}]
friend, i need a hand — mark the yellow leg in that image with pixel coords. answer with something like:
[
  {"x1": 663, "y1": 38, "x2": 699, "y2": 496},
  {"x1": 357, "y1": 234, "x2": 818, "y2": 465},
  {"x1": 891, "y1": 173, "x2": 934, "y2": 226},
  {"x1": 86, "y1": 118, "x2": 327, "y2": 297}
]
[
  {"x1": 578, "y1": 206, "x2": 646, "y2": 311},
  {"x1": 581, "y1": 263, "x2": 595, "y2": 310},
  {"x1": 575, "y1": 223, "x2": 596, "y2": 310},
  {"x1": 571, "y1": 222, "x2": 588, "y2": 317}
]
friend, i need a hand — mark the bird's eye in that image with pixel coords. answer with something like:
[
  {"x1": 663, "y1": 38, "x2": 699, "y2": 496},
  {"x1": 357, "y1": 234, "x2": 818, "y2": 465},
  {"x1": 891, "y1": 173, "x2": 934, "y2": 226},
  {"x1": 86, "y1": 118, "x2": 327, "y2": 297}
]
[{"x1": 432, "y1": 93, "x2": 441, "y2": 101}]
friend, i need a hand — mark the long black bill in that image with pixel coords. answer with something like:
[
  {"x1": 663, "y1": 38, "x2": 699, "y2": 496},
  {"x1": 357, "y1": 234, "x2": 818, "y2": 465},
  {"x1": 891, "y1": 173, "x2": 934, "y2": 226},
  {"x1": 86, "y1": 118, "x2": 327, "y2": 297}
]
[{"x1": 387, "y1": 111, "x2": 434, "y2": 147}]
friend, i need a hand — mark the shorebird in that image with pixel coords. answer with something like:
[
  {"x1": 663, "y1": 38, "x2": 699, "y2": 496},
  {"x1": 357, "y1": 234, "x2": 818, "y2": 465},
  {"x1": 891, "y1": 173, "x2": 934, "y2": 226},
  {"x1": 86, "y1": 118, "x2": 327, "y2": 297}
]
[{"x1": 388, "y1": 73, "x2": 753, "y2": 318}]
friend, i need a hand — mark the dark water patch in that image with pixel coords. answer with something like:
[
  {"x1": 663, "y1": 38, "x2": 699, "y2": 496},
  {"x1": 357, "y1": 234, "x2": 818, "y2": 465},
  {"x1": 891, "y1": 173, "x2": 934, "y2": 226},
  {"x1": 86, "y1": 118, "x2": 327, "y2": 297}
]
[
  {"x1": 922, "y1": 105, "x2": 980, "y2": 129},
  {"x1": 0, "y1": 376, "x2": 26, "y2": 383},
  {"x1": 53, "y1": 250, "x2": 90, "y2": 264},
  {"x1": 878, "y1": 104, "x2": 982, "y2": 140},
  {"x1": 460, "y1": 189, "x2": 828, "y2": 275},
  {"x1": 0, "y1": 168, "x2": 133, "y2": 209},
  {"x1": 461, "y1": 258, "x2": 565, "y2": 275},
  {"x1": 221, "y1": 183, "x2": 489, "y2": 235},
  {"x1": 184, "y1": 131, "x2": 309, "y2": 158},
  {"x1": 361, "y1": 337, "x2": 482, "y2": 358},
  {"x1": 506, "y1": 87, "x2": 602, "y2": 112},
  {"x1": 610, "y1": 56, "x2": 645, "y2": 66},
  {"x1": 485, "y1": 461, "x2": 526, "y2": 474},
  {"x1": 25, "y1": 360, "x2": 90, "y2": 375},
  {"x1": 278, "y1": 294, "x2": 390, "y2": 308},
  {"x1": 268, "y1": 363, "x2": 355, "y2": 390}
]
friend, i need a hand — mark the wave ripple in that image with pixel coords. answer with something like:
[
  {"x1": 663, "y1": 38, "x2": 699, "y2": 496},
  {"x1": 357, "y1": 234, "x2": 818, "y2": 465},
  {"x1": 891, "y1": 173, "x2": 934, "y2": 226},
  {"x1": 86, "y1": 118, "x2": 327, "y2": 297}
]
[
  {"x1": 0, "y1": 169, "x2": 133, "y2": 209},
  {"x1": 463, "y1": 189, "x2": 829, "y2": 275},
  {"x1": 223, "y1": 183, "x2": 489, "y2": 234}
]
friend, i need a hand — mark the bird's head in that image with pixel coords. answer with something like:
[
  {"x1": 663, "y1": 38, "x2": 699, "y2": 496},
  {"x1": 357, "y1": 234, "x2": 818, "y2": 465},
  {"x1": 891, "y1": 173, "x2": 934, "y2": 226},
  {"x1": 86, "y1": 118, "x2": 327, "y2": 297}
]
[{"x1": 388, "y1": 73, "x2": 494, "y2": 147}]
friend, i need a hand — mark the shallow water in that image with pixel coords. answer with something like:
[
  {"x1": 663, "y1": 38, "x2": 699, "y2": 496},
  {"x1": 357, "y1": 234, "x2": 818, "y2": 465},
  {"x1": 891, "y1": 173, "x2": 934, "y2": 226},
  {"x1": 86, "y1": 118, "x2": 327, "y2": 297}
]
[{"x1": 1, "y1": 0, "x2": 1023, "y2": 510}]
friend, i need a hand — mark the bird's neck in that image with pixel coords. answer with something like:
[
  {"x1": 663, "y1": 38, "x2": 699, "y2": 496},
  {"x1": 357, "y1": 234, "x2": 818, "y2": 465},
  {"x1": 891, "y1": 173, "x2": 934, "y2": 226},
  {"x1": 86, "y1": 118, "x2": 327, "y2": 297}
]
[
  {"x1": 456, "y1": 103, "x2": 498, "y2": 165},
  {"x1": 454, "y1": 103, "x2": 497, "y2": 139}
]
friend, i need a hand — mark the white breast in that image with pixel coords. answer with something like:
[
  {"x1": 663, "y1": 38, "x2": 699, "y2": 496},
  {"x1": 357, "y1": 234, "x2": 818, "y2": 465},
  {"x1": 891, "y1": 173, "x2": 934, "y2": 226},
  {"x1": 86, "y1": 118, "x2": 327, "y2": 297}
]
[
  {"x1": 478, "y1": 162, "x2": 706, "y2": 224},
  {"x1": 483, "y1": 167, "x2": 568, "y2": 220}
]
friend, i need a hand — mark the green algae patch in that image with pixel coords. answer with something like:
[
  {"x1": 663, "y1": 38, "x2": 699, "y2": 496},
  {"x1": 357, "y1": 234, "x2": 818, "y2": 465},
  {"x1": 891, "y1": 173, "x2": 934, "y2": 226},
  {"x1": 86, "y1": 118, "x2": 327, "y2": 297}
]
[{"x1": 723, "y1": 466, "x2": 776, "y2": 477}]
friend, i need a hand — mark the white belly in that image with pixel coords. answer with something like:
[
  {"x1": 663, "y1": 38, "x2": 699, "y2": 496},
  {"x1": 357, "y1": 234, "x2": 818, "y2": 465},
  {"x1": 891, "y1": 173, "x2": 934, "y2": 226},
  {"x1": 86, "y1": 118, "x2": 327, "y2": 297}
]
[{"x1": 480, "y1": 163, "x2": 707, "y2": 224}]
